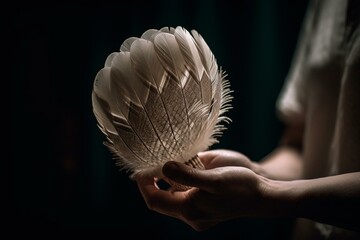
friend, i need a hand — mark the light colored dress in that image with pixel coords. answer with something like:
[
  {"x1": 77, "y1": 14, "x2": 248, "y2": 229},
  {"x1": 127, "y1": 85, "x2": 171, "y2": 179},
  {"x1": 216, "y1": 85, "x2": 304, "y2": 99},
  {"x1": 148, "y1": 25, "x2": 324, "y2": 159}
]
[{"x1": 276, "y1": 0, "x2": 360, "y2": 239}]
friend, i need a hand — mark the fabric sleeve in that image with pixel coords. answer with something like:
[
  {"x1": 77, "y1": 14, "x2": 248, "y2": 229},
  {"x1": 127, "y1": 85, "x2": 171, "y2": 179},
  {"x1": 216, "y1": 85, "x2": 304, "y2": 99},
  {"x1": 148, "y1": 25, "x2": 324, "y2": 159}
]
[{"x1": 276, "y1": 1, "x2": 316, "y2": 125}]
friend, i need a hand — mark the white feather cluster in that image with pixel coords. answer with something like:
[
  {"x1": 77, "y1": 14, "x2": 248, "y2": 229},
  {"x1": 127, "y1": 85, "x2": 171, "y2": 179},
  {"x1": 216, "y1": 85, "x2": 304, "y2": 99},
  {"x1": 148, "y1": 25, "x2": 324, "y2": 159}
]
[{"x1": 92, "y1": 26, "x2": 232, "y2": 177}]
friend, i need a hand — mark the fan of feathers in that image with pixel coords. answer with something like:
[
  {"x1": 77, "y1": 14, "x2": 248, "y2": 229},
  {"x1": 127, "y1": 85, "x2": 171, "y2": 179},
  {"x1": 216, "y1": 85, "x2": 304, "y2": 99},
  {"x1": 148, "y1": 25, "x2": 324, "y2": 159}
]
[{"x1": 91, "y1": 26, "x2": 232, "y2": 185}]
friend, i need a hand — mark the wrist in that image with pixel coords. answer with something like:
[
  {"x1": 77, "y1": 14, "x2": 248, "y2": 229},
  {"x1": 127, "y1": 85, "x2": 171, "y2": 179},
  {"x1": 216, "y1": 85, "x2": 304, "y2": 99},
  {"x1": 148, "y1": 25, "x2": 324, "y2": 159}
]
[
  {"x1": 251, "y1": 162, "x2": 272, "y2": 179},
  {"x1": 251, "y1": 162, "x2": 263, "y2": 175},
  {"x1": 258, "y1": 177, "x2": 302, "y2": 218}
]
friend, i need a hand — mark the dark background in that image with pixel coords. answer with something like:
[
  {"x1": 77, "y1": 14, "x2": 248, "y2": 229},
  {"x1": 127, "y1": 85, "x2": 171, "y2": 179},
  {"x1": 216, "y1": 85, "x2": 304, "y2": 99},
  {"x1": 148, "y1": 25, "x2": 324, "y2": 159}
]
[{"x1": 11, "y1": 0, "x2": 308, "y2": 239}]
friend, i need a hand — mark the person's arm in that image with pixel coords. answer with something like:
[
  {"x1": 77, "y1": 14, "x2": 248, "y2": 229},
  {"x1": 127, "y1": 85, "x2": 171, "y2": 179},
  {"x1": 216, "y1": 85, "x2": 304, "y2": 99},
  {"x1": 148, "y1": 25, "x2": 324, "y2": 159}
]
[
  {"x1": 255, "y1": 146, "x2": 303, "y2": 180},
  {"x1": 136, "y1": 161, "x2": 360, "y2": 232},
  {"x1": 252, "y1": 123, "x2": 304, "y2": 181},
  {"x1": 267, "y1": 171, "x2": 360, "y2": 231},
  {"x1": 192, "y1": 124, "x2": 305, "y2": 182}
]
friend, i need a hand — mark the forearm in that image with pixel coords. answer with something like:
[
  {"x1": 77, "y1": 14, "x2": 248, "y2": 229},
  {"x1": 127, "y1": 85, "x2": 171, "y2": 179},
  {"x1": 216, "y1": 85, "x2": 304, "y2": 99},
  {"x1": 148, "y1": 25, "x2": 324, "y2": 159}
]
[
  {"x1": 254, "y1": 146, "x2": 303, "y2": 181},
  {"x1": 263, "y1": 172, "x2": 360, "y2": 231},
  {"x1": 253, "y1": 122, "x2": 304, "y2": 181}
]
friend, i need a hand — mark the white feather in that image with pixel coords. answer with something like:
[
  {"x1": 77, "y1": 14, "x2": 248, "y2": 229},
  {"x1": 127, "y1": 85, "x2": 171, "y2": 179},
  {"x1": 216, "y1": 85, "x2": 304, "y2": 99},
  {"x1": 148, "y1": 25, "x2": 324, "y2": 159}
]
[{"x1": 91, "y1": 26, "x2": 232, "y2": 180}]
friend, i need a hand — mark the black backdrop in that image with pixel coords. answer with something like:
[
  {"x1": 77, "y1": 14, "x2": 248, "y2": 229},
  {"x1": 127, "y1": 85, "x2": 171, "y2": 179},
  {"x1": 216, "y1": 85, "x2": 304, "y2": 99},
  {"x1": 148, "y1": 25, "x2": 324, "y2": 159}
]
[{"x1": 11, "y1": 0, "x2": 308, "y2": 239}]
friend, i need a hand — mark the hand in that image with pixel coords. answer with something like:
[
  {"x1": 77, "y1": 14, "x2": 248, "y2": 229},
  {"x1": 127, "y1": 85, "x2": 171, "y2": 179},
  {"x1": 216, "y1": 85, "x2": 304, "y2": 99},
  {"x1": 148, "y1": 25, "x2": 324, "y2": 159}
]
[
  {"x1": 135, "y1": 150, "x2": 270, "y2": 231},
  {"x1": 197, "y1": 149, "x2": 258, "y2": 170}
]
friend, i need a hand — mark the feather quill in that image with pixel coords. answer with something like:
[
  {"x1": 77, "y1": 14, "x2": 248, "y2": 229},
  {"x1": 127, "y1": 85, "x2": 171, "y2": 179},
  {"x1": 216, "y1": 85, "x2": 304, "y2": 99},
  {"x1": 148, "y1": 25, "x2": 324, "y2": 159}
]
[{"x1": 92, "y1": 26, "x2": 232, "y2": 184}]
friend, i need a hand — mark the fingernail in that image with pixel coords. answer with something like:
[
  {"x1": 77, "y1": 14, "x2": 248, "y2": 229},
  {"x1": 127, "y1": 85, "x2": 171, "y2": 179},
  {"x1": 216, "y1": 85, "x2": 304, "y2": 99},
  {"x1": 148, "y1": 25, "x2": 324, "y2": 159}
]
[
  {"x1": 164, "y1": 161, "x2": 179, "y2": 169},
  {"x1": 163, "y1": 161, "x2": 179, "y2": 175}
]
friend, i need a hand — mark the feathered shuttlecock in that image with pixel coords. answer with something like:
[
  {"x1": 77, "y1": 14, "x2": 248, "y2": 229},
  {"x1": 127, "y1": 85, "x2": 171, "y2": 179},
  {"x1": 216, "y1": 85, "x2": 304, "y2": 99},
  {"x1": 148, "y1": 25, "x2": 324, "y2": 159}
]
[{"x1": 92, "y1": 26, "x2": 232, "y2": 189}]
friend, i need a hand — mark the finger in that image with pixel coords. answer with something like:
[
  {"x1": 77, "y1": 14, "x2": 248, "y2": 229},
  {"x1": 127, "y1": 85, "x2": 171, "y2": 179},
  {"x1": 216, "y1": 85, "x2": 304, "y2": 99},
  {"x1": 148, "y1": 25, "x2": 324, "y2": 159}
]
[
  {"x1": 162, "y1": 161, "x2": 217, "y2": 193},
  {"x1": 197, "y1": 151, "x2": 216, "y2": 168},
  {"x1": 199, "y1": 150, "x2": 252, "y2": 169},
  {"x1": 198, "y1": 149, "x2": 231, "y2": 168},
  {"x1": 135, "y1": 171, "x2": 186, "y2": 218}
]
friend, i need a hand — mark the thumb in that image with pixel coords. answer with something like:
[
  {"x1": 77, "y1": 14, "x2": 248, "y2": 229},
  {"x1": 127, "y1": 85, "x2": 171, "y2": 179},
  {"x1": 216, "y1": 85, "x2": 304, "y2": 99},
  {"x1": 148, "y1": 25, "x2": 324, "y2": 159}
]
[{"x1": 162, "y1": 161, "x2": 215, "y2": 192}]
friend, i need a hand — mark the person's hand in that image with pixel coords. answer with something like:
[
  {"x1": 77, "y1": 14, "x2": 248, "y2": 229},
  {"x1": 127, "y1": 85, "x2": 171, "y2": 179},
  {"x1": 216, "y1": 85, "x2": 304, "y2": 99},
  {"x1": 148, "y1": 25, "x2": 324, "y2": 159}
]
[
  {"x1": 197, "y1": 149, "x2": 259, "y2": 170},
  {"x1": 135, "y1": 149, "x2": 271, "y2": 231}
]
